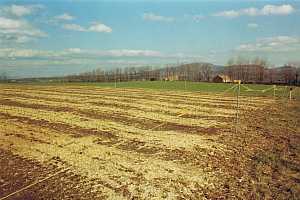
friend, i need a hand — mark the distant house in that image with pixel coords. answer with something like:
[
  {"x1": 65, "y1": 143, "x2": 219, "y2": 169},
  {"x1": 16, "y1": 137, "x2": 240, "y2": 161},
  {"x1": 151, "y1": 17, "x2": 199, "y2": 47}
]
[
  {"x1": 212, "y1": 75, "x2": 232, "y2": 83},
  {"x1": 163, "y1": 75, "x2": 179, "y2": 81}
]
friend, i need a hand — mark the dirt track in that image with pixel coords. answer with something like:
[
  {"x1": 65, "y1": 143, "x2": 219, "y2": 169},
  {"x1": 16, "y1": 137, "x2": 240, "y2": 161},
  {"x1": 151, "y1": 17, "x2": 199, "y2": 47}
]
[{"x1": 0, "y1": 84, "x2": 299, "y2": 199}]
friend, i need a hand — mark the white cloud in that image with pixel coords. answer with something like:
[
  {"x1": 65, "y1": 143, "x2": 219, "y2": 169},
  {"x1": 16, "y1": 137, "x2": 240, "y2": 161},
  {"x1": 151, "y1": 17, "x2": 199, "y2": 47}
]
[
  {"x1": 63, "y1": 23, "x2": 86, "y2": 31},
  {"x1": 0, "y1": 48, "x2": 209, "y2": 77},
  {"x1": 105, "y1": 60, "x2": 149, "y2": 65},
  {"x1": 0, "y1": 17, "x2": 22, "y2": 29},
  {"x1": 247, "y1": 23, "x2": 258, "y2": 29},
  {"x1": 88, "y1": 22, "x2": 112, "y2": 33},
  {"x1": 261, "y1": 4, "x2": 294, "y2": 15},
  {"x1": 0, "y1": 48, "x2": 204, "y2": 61},
  {"x1": 214, "y1": 4, "x2": 295, "y2": 18},
  {"x1": 62, "y1": 22, "x2": 112, "y2": 33},
  {"x1": 192, "y1": 15, "x2": 205, "y2": 22},
  {"x1": 236, "y1": 36, "x2": 300, "y2": 52},
  {"x1": 67, "y1": 48, "x2": 81, "y2": 53},
  {"x1": 143, "y1": 13, "x2": 174, "y2": 22},
  {"x1": 54, "y1": 13, "x2": 75, "y2": 21},
  {"x1": 0, "y1": 4, "x2": 45, "y2": 44},
  {"x1": 1, "y1": 4, "x2": 44, "y2": 17},
  {"x1": 214, "y1": 10, "x2": 240, "y2": 18},
  {"x1": 105, "y1": 49, "x2": 162, "y2": 57},
  {"x1": 184, "y1": 14, "x2": 205, "y2": 22},
  {"x1": 2, "y1": 48, "x2": 40, "y2": 58},
  {"x1": 0, "y1": 17, "x2": 46, "y2": 44},
  {"x1": 242, "y1": 8, "x2": 259, "y2": 16},
  {"x1": 0, "y1": 48, "x2": 164, "y2": 59},
  {"x1": 9, "y1": 5, "x2": 32, "y2": 17}
]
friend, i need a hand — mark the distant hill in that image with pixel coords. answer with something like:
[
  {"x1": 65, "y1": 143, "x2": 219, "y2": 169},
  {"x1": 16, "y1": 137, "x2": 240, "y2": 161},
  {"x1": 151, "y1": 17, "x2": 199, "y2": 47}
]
[
  {"x1": 175, "y1": 62, "x2": 214, "y2": 71},
  {"x1": 156, "y1": 62, "x2": 215, "y2": 73},
  {"x1": 212, "y1": 65, "x2": 226, "y2": 73},
  {"x1": 163, "y1": 63, "x2": 225, "y2": 73}
]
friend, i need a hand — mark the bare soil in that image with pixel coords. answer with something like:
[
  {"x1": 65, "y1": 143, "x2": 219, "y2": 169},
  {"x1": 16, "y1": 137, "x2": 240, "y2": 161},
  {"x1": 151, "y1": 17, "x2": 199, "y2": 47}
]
[{"x1": 0, "y1": 85, "x2": 299, "y2": 199}]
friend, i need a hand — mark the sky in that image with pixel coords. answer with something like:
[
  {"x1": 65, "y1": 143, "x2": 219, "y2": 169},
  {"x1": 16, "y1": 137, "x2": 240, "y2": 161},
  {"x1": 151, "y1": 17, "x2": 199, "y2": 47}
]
[{"x1": 0, "y1": 0, "x2": 300, "y2": 78}]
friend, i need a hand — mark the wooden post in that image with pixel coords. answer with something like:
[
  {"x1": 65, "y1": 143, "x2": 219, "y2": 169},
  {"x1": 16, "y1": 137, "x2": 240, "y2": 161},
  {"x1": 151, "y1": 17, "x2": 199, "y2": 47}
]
[
  {"x1": 114, "y1": 70, "x2": 117, "y2": 89},
  {"x1": 235, "y1": 80, "x2": 241, "y2": 133},
  {"x1": 273, "y1": 85, "x2": 276, "y2": 98},
  {"x1": 289, "y1": 87, "x2": 293, "y2": 100},
  {"x1": 184, "y1": 71, "x2": 187, "y2": 90}
]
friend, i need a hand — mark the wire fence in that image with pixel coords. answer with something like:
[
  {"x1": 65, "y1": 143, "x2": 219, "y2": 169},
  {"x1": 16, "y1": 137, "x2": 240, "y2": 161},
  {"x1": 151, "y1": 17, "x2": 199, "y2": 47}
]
[
  {"x1": 1, "y1": 82, "x2": 299, "y2": 199},
  {"x1": 218, "y1": 83, "x2": 300, "y2": 134}
]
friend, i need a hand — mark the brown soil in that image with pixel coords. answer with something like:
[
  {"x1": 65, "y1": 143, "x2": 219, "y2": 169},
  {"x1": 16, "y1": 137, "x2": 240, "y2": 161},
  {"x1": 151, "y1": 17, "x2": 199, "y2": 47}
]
[
  {"x1": 0, "y1": 149, "x2": 106, "y2": 200},
  {"x1": 0, "y1": 85, "x2": 299, "y2": 199}
]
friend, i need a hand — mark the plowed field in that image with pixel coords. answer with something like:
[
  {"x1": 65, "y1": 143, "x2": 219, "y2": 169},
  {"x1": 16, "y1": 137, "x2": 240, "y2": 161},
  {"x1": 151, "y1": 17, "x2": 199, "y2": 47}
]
[{"x1": 0, "y1": 84, "x2": 299, "y2": 199}]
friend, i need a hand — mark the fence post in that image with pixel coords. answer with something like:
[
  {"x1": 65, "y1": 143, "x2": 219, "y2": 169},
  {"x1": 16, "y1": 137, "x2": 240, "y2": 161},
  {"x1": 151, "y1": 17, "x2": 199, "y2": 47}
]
[
  {"x1": 273, "y1": 85, "x2": 276, "y2": 98},
  {"x1": 235, "y1": 80, "x2": 241, "y2": 133},
  {"x1": 184, "y1": 71, "x2": 187, "y2": 90},
  {"x1": 114, "y1": 72, "x2": 117, "y2": 89}
]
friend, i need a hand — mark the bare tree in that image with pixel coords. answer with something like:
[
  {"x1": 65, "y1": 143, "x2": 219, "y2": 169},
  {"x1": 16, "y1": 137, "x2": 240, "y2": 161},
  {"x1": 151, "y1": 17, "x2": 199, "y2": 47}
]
[
  {"x1": 0, "y1": 72, "x2": 8, "y2": 82},
  {"x1": 281, "y1": 65, "x2": 296, "y2": 84},
  {"x1": 201, "y1": 64, "x2": 212, "y2": 82},
  {"x1": 253, "y1": 57, "x2": 267, "y2": 66}
]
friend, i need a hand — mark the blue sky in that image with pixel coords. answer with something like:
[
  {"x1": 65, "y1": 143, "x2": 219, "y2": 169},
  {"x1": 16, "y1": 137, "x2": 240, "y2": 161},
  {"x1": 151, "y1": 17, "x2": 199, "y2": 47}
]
[{"x1": 0, "y1": 0, "x2": 300, "y2": 78}]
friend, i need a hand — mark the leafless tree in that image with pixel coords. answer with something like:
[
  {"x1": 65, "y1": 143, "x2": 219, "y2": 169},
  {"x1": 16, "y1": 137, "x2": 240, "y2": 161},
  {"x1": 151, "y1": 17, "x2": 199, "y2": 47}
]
[
  {"x1": 201, "y1": 64, "x2": 212, "y2": 82},
  {"x1": 0, "y1": 72, "x2": 8, "y2": 82}
]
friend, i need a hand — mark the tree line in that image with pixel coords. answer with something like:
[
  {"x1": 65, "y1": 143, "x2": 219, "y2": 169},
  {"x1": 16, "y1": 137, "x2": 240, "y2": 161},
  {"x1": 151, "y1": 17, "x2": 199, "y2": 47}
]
[
  {"x1": 63, "y1": 63, "x2": 214, "y2": 83},
  {"x1": 2, "y1": 58, "x2": 299, "y2": 85},
  {"x1": 224, "y1": 57, "x2": 299, "y2": 84},
  {"x1": 0, "y1": 72, "x2": 8, "y2": 82},
  {"x1": 63, "y1": 59, "x2": 299, "y2": 85}
]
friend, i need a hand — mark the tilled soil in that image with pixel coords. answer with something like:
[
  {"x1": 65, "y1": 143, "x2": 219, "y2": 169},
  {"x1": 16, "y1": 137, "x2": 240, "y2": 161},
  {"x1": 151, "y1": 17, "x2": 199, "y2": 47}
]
[
  {"x1": 0, "y1": 149, "x2": 106, "y2": 200},
  {"x1": 0, "y1": 84, "x2": 299, "y2": 199}
]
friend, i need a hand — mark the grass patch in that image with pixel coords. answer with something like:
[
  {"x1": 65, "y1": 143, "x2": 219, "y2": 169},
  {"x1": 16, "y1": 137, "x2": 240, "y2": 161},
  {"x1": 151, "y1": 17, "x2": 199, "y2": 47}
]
[{"x1": 8, "y1": 81, "x2": 300, "y2": 98}]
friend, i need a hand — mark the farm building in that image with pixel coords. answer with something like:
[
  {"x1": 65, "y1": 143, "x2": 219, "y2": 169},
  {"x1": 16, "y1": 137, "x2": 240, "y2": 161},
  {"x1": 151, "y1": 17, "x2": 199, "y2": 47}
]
[
  {"x1": 163, "y1": 75, "x2": 179, "y2": 81},
  {"x1": 212, "y1": 75, "x2": 232, "y2": 83}
]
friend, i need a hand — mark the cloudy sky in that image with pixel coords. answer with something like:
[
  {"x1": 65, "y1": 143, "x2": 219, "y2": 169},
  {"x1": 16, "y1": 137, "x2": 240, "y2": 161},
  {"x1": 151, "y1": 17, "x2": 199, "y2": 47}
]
[{"x1": 0, "y1": 0, "x2": 300, "y2": 78}]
